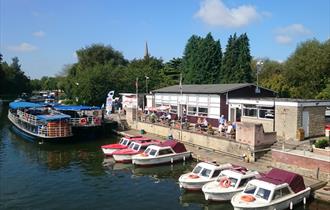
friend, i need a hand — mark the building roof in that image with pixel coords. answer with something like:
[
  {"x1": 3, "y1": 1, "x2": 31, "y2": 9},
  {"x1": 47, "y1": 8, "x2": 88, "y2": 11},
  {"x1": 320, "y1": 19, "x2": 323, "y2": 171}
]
[{"x1": 152, "y1": 83, "x2": 263, "y2": 94}]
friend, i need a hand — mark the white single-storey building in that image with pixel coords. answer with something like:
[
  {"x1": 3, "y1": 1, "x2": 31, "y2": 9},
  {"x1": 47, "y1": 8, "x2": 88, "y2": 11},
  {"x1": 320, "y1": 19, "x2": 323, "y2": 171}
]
[{"x1": 150, "y1": 83, "x2": 276, "y2": 126}]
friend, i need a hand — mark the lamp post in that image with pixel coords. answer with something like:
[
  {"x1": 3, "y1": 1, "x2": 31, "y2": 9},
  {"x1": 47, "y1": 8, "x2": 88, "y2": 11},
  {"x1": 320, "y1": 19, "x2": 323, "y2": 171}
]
[
  {"x1": 256, "y1": 60, "x2": 263, "y2": 93},
  {"x1": 75, "y1": 82, "x2": 79, "y2": 102},
  {"x1": 145, "y1": 76, "x2": 149, "y2": 94},
  {"x1": 143, "y1": 76, "x2": 149, "y2": 112}
]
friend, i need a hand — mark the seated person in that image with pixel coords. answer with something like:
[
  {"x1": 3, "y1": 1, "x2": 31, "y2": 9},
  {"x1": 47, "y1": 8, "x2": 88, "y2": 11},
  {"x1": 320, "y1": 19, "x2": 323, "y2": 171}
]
[
  {"x1": 207, "y1": 124, "x2": 214, "y2": 135},
  {"x1": 200, "y1": 117, "x2": 208, "y2": 131},
  {"x1": 195, "y1": 116, "x2": 202, "y2": 129},
  {"x1": 226, "y1": 121, "x2": 235, "y2": 138}
]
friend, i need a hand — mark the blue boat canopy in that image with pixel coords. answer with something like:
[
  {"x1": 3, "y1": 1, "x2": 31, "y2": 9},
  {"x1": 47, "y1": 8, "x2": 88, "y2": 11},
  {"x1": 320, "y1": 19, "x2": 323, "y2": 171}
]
[
  {"x1": 53, "y1": 105, "x2": 100, "y2": 111},
  {"x1": 9, "y1": 102, "x2": 44, "y2": 109},
  {"x1": 36, "y1": 114, "x2": 71, "y2": 122}
]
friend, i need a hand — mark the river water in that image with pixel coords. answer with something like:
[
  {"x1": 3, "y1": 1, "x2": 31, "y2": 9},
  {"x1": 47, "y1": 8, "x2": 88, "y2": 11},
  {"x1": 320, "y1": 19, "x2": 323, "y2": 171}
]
[{"x1": 0, "y1": 104, "x2": 329, "y2": 210}]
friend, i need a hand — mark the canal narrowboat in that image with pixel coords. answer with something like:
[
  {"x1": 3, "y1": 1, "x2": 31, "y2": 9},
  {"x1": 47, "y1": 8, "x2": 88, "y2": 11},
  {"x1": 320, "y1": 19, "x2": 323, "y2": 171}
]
[
  {"x1": 178, "y1": 162, "x2": 234, "y2": 191},
  {"x1": 202, "y1": 168, "x2": 259, "y2": 201},
  {"x1": 112, "y1": 139, "x2": 161, "y2": 163},
  {"x1": 101, "y1": 135, "x2": 150, "y2": 156},
  {"x1": 132, "y1": 140, "x2": 191, "y2": 166},
  {"x1": 8, "y1": 101, "x2": 73, "y2": 141},
  {"x1": 231, "y1": 168, "x2": 311, "y2": 210}
]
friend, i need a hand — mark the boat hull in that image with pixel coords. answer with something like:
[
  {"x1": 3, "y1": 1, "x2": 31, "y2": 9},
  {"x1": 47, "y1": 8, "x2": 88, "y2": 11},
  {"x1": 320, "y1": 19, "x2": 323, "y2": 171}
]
[
  {"x1": 231, "y1": 188, "x2": 311, "y2": 210},
  {"x1": 113, "y1": 153, "x2": 138, "y2": 163},
  {"x1": 132, "y1": 152, "x2": 191, "y2": 166},
  {"x1": 179, "y1": 176, "x2": 216, "y2": 191},
  {"x1": 101, "y1": 148, "x2": 121, "y2": 156}
]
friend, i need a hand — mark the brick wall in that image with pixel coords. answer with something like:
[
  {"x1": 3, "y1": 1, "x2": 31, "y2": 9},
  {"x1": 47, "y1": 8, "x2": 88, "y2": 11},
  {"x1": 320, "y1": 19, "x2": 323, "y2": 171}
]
[
  {"x1": 272, "y1": 149, "x2": 330, "y2": 181},
  {"x1": 298, "y1": 106, "x2": 326, "y2": 137}
]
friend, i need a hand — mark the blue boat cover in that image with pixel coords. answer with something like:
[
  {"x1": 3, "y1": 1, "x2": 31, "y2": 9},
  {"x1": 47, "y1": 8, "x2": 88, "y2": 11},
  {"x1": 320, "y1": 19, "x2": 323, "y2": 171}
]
[
  {"x1": 36, "y1": 114, "x2": 71, "y2": 122},
  {"x1": 9, "y1": 102, "x2": 44, "y2": 109},
  {"x1": 53, "y1": 105, "x2": 100, "y2": 111}
]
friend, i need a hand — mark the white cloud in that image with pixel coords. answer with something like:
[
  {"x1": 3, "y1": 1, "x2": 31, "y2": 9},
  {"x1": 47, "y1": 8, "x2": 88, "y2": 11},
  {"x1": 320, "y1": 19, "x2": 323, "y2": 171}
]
[
  {"x1": 275, "y1": 24, "x2": 311, "y2": 45},
  {"x1": 195, "y1": 0, "x2": 263, "y2": 28},
  {"x1": 7, "y1": 43, "x2": 38, "y2": 52},
  {"x1": 33, "y1": 30, "x2": 45, "y2": 37},
  {"x1": 275, "y1": 35, "x2": 292, "y2": 44}
]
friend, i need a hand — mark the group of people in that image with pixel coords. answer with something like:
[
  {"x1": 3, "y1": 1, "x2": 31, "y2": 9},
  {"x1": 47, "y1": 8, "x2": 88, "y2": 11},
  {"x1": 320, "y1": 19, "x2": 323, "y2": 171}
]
[{"x1": 218, "y1": 114, "x2": 236, "y2": 137}]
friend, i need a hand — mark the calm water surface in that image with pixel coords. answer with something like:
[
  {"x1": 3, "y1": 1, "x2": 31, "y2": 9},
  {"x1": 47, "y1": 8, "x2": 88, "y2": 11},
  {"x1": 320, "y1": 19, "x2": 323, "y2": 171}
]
[{"x1": 0, "y1": 104, "x2": 329, "y2": 210}]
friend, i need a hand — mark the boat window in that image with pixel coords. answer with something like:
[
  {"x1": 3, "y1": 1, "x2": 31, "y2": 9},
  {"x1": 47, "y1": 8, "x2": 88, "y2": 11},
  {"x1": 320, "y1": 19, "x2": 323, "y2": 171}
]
[
  {"x1": 149, "y1": 149, "x2": 157, "y2": 156},
  {"x1": 229, "y1": 177, "x2": 238, "y2": 187},
  {"x1": 192, "y1": 166, "x2": 203, "y2": 174},
  {"x1": 133, "y1": 144, "x2": 140, "y2": 151},
  {"x1": 200, "y1": 168, "x2": 212, "y2": 178},
  {"x1": 123, "y1": 139, "x2": 128, "y2": 145},
  {"x1": 158, "y1": 149, "x2": 174, "y2": 156},
  {"x1": 272, "y1": 187, "x2": 292, "y2": 200},
  {"x1": 128, "y1": 143, "x2": 135, "y2": 149},
  {"x1": 244, "y1": 183, "x2": 257, "y2": 194},
  {"x1": 238, "y1": 178, "x2": 249, "y2": 188},
  {"x1": 144, "y1": 148, "x2": 151, "y2": 154},
  {"x1": 211, "y1": 169, "x2": 221, "y2": 178},
  {"x1": 256, "y1": 188, "x2": 271, "y2": 201}
]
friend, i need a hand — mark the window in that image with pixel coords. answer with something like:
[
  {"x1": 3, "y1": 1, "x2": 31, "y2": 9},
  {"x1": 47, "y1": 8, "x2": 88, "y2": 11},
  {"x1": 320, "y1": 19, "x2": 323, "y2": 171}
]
[
  {"x1": 144, "y1": 148, "x2": 151, "y2": 154},
  {"x1": 149, "y1": 149, "x2": 157, "y2": 156},
  {"x1": 243, "y1": 105, "x2": 257, "y2": 117},
  {"x1": 258, "y1": 108, "x2": 274, "y2": 119},
  {"x1": 128, "y1": 143, "x2": 135, "y2": 148},
  {"x1": 188, "y1": 107, "x2": 197, "y2": 115},
  {"x1": 170, "y1": 105, "x2": 177, "y2": 114},
  {"x1": 229, "y1": 177, "x2": 238, "y2": 187},
  {"x1": 198, "y1": 107, "x2": 208, "y2": 116},
  {"x1": 133, "y1": 144, "x2": 140, "y2": 151},
  {"x1": 158, "y1": 149, "x2": 174, "y2": 156},
  {"x1": 211, "y1": 170, "x2": 221, "y2": 178},
  {"x1": 200, "y1": 168, "x2": 212, "y2": 177},
  {"x1": 256, "y1": 188, "x2": 271, "y2": 201},
  {"x1": 244, "y1": 183, "x2": 257, "y2": 194},
  {"x1": 238, "y1": 178, "x2": 250, "y2": 188},
  {"x1": 273, "y1": 187, "x2": 292, "y2": 200},
  {"x1": 192, "y1": 165, "x2": 202, "y2": 174}
]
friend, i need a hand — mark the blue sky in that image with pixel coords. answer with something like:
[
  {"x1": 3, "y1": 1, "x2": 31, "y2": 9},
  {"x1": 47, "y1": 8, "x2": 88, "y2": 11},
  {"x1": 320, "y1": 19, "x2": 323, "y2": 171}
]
[{"x1": 1, "y1": 0, "x2": 329, "y2": 79}]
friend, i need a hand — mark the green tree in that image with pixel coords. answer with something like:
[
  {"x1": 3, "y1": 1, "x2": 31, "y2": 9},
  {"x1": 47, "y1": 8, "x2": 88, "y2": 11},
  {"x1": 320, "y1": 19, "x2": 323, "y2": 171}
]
[
  {"x1": 284, "y1": 39, "x2": 330, "y2": 98},
  {"x1": 182, "y1": 33, "x2": 222, "y2": 84}
]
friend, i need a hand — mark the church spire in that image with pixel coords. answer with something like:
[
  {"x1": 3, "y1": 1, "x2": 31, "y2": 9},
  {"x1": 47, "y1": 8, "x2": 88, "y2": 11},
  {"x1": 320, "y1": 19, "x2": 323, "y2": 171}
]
[{"x1": 144, "y1": 41, "x2": 149, "y2": 59}]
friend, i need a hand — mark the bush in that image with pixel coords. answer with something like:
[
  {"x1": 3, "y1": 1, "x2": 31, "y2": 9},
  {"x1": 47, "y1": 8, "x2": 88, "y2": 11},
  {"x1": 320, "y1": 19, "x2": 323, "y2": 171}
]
[{"x1": 314, "y1": 139, "x2": 329, "y2": 149}]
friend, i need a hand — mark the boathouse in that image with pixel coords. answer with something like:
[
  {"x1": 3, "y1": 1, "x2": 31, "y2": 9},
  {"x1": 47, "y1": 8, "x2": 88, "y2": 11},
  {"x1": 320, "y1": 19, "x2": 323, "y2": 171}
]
[
  {"x1": 228, "y1": 98, "x2": 330, "y2": 140},
  {"x1": 150, "y1": 83, "x2": 276, "y2": 126}
]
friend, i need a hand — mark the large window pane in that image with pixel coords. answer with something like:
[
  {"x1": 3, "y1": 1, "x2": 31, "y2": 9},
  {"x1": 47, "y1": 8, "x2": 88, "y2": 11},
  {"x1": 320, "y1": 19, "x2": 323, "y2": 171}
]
[{"x1": 188, "y1": 107, "x2": 197, "y2": 115}]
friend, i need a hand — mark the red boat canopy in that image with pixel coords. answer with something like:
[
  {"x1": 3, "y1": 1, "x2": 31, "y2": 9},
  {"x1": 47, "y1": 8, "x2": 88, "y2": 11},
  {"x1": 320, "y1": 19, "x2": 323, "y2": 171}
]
[
  {"x1": 160, "y1": 140, "x2": 187, "y2": 153},
  {"x1": 259, "y1": 168, "x2": 306, "y2": 193}
]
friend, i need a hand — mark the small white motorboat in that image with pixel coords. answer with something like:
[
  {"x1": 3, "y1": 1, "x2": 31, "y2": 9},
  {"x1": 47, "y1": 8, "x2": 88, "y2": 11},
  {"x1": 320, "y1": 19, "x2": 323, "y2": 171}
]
[
  {"x1": 132, "y1": 140, "x2": 191, "y2": 166},
  {"x1": 202, "y1": 168, "x2": 259, "y2": 201},
  {"x1": 231, "y1": 168, "x2": 311, "y2": 210},
  {"x1": 101, "y1": 135, "x2": 149, "y2": 156},
  {"x1": 178, "y1": 162, "x2": 234, "y2": 191},
  {"x1": 112, "y1": 139, "x2": 161, "y2": 163}
]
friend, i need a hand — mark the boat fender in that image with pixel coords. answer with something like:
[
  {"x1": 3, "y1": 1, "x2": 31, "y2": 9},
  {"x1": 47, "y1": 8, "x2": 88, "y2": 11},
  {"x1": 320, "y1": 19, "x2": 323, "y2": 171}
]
[
  {"x1": 188, "y1": 174, "x2": 199, "y2": 179},
  {"x1": 240, "y1": 194, "x2": 256, "y2": 202},
  {"x1": 80, "y1": 118, "x2": 87, "y2": 125},
  {"x1": 219, "y1": 177, "x2": 231, "y2": 188}
]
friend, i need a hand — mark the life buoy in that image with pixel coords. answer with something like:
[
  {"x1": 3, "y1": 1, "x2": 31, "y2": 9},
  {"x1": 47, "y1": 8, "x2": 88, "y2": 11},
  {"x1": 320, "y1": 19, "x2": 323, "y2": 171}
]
[
  {"x1": 188, "y1": 174, "x2": 200, "y2": 179},
  {"x1": 93, "y1": 117, "x2": 101, "y2": 125},
  {"x1": 93, "y1": 111, "x2": 98, "y2": 116},
  {"x1": 219, "y1": 177, "x2": 231, "y2": 188},
  {"x1": 240, "y1": 194, "x2": 256, "y2": 202},
  {"x1": 80, "y1": 118, "x2": 87, "y2": 125}
]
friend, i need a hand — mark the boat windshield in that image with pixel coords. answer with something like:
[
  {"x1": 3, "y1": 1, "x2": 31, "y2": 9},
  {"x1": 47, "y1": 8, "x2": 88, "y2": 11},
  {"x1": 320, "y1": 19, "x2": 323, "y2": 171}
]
[
  {"x1": 133, "y1": 144, "x2": 140, "y2": 151},
  {"x1": 228, "y1": 177, "x2": 238, "y2": 187},
  {"x1": 144, "y1": 148, "x2": 151, "y2": 154},
  {"x1": 192, "y1": 166, "x2": 203, "y2": 174},
  {"x1": 119, "y1": 139, "x2": 124, "y2": 144},
  {"x1": 128, "y1": 143, "x2": 135, "y2": 149},
  {"x1": 200, "y1": 168, "x2": 212, "y2": 178},
  {"x1": 122, "y1": 139, "x2": 129, "y2": 146},
  {"x1": 149, "y1": 149, "x2": 157, "y2": 156},
  {"x1": 255, "y1": 187, "x2": 271, "y2": 201},
  {"x1": 244, "y1": 183, "x2": 257, "y2": 194}
]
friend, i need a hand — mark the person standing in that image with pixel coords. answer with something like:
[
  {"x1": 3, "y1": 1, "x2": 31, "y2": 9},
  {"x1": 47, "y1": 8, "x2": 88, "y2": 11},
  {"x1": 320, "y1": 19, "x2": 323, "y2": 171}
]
[{"x1": 218, "y1": 114, "x2": 226, "y2": 132}]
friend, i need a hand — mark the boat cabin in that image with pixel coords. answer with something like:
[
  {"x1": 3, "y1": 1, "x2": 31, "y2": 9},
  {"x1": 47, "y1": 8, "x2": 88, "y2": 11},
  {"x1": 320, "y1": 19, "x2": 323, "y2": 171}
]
[
  {"x1": 192, "y1": 162, "x2": 232, "y2": 179},
  {"x1": 242, "y1": 168, "x2": 307, "y2": 202},
  {"x1": 143, "y1": 140, "x2": 187, "y2": 157},
  {"x1": 218, "y1": 169, "x2": 259, "y2": 189}
]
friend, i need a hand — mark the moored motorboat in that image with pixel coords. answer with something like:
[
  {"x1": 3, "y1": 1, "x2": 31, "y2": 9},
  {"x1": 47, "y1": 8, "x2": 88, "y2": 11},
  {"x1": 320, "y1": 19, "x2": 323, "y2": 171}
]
[
  {"x1": 231, "y1": 168, "x2": 311, "y2": 210},
  {"x1": 132, "y1": 140, "x2": 191, "y2": 166},
  {"x1": 178, "y1": 162, "x2": 234, "y2": 191},
  {"x1": 202, "y1": 168, "x2": 259, "y2": 201},
  {"x1": 112, "y1": 139, "x2": 161, "y2": 163},
  {"x1": 8, "y1": 101, "x2": 73, "y2": 141},
  {"x1": 101, "y1": 135, "x2": 149, "y2": 156}
]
